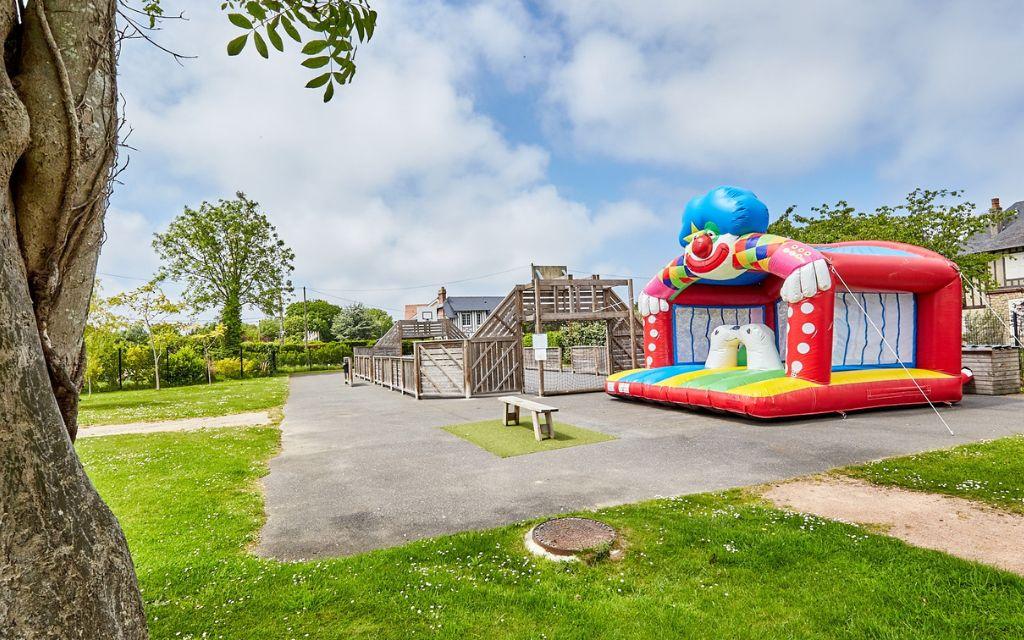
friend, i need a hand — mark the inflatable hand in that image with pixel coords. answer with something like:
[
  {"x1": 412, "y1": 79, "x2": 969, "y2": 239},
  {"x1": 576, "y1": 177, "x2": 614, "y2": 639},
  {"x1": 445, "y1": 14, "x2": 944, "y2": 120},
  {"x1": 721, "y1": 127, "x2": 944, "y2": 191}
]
[
  {"x1": 637, "y1": 291, "x2": 669, "y2": 316},
  {"x1": 780, "y1": 259, "x2": 831, "y2": 303}
]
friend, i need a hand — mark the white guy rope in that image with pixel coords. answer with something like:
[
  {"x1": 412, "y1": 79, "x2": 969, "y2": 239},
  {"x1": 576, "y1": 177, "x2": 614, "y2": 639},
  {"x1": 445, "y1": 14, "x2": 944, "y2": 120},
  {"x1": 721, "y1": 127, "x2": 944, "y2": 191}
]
[{"x1": 829, "y1": 264, "x2": 955, "y2": 436}]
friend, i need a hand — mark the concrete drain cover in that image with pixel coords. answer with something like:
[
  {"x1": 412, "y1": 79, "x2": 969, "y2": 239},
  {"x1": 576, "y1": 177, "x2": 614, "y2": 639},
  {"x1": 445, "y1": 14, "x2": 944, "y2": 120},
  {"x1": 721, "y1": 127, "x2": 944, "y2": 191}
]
[{"x1": 530, "y1": 517, "x2": 616, "y2": 557}]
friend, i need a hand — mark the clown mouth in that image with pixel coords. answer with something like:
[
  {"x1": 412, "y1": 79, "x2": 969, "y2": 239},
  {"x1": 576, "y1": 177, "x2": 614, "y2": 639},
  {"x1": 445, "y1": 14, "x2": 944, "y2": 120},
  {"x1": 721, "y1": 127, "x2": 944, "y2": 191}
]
[{"x1": 685, "y1": 242, "x2": 731, "y2": 274}]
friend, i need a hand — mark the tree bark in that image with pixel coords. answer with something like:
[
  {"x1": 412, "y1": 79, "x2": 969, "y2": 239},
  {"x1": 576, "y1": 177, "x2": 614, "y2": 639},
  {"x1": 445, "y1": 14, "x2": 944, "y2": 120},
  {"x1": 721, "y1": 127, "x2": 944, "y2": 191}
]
[{"x1": 1, "y1": 2, "x2": 148, "y2": 637}]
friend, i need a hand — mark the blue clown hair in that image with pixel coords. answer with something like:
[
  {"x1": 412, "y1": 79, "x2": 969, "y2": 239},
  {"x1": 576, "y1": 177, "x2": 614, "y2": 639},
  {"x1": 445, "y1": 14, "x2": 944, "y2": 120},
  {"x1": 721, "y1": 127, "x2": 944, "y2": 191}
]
[{"x1": 679, "y1": 186, "x2": 770, "y2": 246}]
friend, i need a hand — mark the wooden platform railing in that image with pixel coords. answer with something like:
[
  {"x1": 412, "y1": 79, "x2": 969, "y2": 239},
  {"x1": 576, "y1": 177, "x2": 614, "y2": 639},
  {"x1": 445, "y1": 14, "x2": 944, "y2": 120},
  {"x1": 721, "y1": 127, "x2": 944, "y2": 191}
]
[{"x1": 353, "y1": 354, "x2": 417, "y2": 396}]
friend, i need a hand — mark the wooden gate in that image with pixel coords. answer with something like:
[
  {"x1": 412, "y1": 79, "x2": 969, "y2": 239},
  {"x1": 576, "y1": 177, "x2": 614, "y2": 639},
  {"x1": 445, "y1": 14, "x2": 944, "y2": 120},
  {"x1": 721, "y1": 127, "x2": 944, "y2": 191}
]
[
  {"x1": 415, "y1": 340, "x2": 468, "y2": 398},
  {"x1": 469, "y1": 338, "x2": 523, "y2": 395}
]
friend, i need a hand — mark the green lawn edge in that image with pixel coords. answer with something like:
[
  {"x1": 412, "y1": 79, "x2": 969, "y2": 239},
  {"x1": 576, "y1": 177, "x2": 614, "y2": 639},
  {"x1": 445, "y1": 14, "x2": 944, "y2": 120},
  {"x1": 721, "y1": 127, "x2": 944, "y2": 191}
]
[
  {"x1": 78, "y1": 427, "x2": 1024, "y2": 639},
  {"x1": 78, "y1": 375, "x2": 290, "y2": 426},
  {"x1": 841, "y1": 434, "x2": 1024, "y2": 514},
  {"x1": 441, "y1": 419, "x2": 615, "y2": 457}
]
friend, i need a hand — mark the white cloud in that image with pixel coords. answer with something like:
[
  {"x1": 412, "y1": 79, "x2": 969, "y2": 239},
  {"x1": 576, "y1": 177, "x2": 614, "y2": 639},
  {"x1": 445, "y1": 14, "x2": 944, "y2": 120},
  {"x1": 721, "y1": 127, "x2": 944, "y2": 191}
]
[
  {"x1": 96, "y1": 208, "x2": 161, "y2": 294},
  {"x1": 546, "y1": 0, "x2": 1024, "y2": 194},
  {"x1": 110, "y1": 0, "x2": 653, "y2": 312}
]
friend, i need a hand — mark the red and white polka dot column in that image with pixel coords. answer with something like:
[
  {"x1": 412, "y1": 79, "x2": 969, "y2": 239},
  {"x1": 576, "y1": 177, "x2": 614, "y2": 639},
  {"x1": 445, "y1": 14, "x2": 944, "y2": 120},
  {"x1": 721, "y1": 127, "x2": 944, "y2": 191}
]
[
  {"x1": 644, "y1": 308, "x2": 675, "y2": 369},
  {"x1": 785, "y1": 290, "x2": 834, "y2": 385}
]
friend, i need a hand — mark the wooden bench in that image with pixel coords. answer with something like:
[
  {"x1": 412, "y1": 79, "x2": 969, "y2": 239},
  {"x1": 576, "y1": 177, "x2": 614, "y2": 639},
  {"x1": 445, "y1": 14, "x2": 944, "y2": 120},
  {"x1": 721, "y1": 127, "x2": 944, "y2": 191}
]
[{"x1": 499, "y1": 396, "x2": 558, "y2": 441}]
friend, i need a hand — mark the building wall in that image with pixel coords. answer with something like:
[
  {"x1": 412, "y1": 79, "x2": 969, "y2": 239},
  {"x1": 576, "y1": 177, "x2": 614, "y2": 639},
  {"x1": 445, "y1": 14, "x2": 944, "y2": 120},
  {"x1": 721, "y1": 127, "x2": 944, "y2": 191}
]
[{"x1": 456, "y1": 310, "x2": 488, "y2": 336}]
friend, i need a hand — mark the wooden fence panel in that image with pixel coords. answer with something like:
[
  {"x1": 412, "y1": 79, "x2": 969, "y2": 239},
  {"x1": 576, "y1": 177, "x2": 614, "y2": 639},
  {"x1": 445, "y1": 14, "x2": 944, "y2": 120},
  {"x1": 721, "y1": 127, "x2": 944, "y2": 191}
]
[
  {"x1": 416, "y1": 340, "x2": 467, "y2": 397},
  {"x1": 570, "y1": 345, "x2": 609, "y2": 375},
  {"x1": 523, "y1": 347, "x2": 563, "y2": 371}
]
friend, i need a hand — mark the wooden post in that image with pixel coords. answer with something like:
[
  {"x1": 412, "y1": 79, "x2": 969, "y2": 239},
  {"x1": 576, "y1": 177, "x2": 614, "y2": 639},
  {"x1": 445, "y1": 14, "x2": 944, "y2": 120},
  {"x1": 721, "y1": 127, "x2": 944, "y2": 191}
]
[
  {"x1": 533, "y1": 273, "x2": 545, "y2": 397},
  {"x1": 413, "y1": 342, "x2": 422, "y2": 399},
  {"x1": 604, "y1": 322, "x2": 612, "y2": 377},
  {"x1": 463, "y1": 339, "x2": 471, "y2": 398},
  {"x1": 627, "y1": 278, "x2": 638, "y2": 370},
  {"x1": 302, "y1": 286, "x2": 311, "y2": 370},
  {"x1": 515, "y1": 287, "x2": 525, "y2": 393}
]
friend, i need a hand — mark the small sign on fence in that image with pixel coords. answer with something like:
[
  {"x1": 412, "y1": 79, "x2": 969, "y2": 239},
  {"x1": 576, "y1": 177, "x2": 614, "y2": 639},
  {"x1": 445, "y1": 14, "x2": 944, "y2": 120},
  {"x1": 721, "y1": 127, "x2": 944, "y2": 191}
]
[{"x1": 532, "y1": 333, "x2": 548, "y2": 362}]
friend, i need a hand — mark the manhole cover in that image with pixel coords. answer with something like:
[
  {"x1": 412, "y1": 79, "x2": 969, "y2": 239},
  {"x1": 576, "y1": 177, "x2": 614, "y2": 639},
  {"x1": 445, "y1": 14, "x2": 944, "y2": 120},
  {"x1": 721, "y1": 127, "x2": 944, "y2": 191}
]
[{"x1": 531, "y1": 517, "x2": 616, "y2": 556}]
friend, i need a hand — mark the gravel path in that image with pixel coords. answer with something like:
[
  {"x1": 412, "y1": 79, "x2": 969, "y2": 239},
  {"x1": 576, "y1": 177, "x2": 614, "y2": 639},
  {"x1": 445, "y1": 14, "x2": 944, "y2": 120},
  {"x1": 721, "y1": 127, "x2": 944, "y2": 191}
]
[
  {"x1": 77, "y1": 410, "x2": 273, "y2": 438},
  {"x1": 763, "y1": 476, "x2": 1024, "y2": 575}
]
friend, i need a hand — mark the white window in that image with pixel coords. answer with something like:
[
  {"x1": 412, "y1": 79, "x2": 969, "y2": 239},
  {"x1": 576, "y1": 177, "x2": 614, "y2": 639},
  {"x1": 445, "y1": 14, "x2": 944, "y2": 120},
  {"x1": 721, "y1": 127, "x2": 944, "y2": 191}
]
[{"x1": 461, "y1": 312, "x2": 471, "y2": 326}]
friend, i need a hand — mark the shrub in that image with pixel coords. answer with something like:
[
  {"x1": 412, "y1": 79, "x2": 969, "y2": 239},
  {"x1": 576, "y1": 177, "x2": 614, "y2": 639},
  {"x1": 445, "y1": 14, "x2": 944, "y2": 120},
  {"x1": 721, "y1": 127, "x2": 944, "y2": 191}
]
[
  {"x1": 212, "y1": 357, "x2": 258, "y2": 380},
  {"x1": 165, "y1": 345, "x2": 208, "y2": 386}
]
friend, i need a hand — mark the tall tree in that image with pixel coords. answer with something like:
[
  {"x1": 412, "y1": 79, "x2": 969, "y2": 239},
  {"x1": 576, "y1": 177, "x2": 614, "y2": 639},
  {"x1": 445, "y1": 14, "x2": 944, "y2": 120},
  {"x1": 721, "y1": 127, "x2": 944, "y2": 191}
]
[
  {"x1": 153, "y1": 193, "x2": 295, "y2": 350},
  {"x1": 769, "y1": 188, "x2": 1009, "y2": 287},
  {"x1": 331, "y1": 302, "x2": 394, "y2": 340},
  {"x1": 109, "y1": 279, "x2": 184, "y2": 391},
  {"x1": 285, "y1": 298, "x2": 342, "y2": 341},
  {"x1": 1, "y1": 2, "x2": 376, "y2": 636}
]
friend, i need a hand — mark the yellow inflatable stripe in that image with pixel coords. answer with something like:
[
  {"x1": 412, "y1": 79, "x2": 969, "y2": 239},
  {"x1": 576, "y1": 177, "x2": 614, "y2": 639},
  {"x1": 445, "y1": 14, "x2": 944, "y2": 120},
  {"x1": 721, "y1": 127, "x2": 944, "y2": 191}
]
[
  {"x1": 653, "y1": 367, "x2": 741, "y2": 388},
  {"x1": 607, "y1": 368, "x2": 644, "y2": 382},
  {"x1": 729, "y1": 368, "x2": 954, "y2": 398},
  {"x1": 730, "y1": 377, "x2": 818, "y2": 397},
  {"x1": 830, "y1": 368, "x2": 954, "y2": 384}
]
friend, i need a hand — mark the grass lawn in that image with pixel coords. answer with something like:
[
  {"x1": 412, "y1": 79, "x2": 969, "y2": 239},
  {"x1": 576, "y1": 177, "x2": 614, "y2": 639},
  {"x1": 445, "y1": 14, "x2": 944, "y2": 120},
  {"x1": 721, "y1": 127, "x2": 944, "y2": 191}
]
[
  {"x1": 78, "y1": 376, "x2": 289, "y2": 426},
  {"x1": 79, "y1": 427, "x2": 1024, "y2": 639},
  {"x1": 843, "y1": 434, "x2": 1024, "y2": 514},
  {"x1": 442, "y1": 419, "x2": 615, "y2": 457}
]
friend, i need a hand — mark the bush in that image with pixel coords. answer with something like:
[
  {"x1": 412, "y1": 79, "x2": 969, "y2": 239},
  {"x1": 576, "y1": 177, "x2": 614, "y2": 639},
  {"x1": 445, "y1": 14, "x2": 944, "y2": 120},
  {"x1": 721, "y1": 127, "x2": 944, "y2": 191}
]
[
  {"x1": 122, "y1": 344, "x2": 155, "y2": 388},
  {"x1": 212, "y1": 357, "x2": 258, "y2": 380},
  {"x1": 165, "y1": 345, "x2": 208, "y2": 386}
]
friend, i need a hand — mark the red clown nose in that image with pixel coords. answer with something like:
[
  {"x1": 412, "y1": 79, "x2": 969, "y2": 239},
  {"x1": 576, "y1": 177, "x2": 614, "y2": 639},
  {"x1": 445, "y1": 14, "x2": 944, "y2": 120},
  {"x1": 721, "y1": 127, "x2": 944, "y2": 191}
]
[{"x1": 691, "y1": 233, "x2": 713, "y2": 258}]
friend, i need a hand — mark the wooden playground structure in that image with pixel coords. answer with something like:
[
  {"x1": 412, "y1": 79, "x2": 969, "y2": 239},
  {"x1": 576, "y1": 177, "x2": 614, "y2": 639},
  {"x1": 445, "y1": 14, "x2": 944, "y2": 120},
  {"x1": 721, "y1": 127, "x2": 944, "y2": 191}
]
[{"x1": 353, "y1": 269, "x2": 642, "y2": 398}]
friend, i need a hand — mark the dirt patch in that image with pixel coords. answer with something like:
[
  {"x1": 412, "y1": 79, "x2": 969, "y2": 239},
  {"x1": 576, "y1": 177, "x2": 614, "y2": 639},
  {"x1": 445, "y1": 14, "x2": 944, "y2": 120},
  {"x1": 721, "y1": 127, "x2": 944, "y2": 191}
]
[
  {"x1": 762, "y1": 476, "x2": 1024, "y2": 575},
  {"x1": 77, "y1": 411, "x2": 273, "y2": 438}
]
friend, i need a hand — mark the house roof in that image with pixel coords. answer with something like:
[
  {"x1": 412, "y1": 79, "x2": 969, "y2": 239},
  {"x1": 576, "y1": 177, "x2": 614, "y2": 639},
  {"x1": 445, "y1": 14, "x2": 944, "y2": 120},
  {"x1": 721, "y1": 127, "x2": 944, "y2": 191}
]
[
  {"x1": 442, "y1": 296, "x2": 504, "y2": 316},
  {"x1": 966, "y1": 201, "x2": 1024, "y2": 253}
]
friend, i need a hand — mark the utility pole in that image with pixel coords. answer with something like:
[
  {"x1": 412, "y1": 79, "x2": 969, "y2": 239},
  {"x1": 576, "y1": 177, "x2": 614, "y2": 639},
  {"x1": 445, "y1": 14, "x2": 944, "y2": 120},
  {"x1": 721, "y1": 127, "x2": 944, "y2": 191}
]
[{"x1": 302, "y1": 286, "x2": 311, "y2": 370}]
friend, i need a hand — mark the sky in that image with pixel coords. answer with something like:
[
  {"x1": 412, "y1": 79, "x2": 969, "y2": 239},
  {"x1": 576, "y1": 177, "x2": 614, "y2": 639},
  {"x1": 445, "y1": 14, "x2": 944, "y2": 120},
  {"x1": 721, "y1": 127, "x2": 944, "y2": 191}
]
[{"x1": 102, "y1": 0, "x2": 1024, "y2": 320}]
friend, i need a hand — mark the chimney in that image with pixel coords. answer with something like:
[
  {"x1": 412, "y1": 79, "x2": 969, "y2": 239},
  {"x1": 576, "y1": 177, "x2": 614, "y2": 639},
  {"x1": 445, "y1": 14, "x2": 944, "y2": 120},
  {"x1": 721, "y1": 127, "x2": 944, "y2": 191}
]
[
  {"x1": 990, "y1": 197, "x2": 1003, "y2": 235},
  {"x1": 437, "y1": 286, "x2": 447, "y2": 318}
]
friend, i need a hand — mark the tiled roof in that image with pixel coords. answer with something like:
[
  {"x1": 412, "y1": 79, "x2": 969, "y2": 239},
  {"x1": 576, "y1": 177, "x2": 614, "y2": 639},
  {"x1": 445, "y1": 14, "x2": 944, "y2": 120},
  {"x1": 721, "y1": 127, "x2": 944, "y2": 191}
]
[
  {"x1": 965, "y1": 201, "x2": 1024, "y2": 253},
  {"x1": 442, "y1": 296, "x2": 504, "y2": 315}
]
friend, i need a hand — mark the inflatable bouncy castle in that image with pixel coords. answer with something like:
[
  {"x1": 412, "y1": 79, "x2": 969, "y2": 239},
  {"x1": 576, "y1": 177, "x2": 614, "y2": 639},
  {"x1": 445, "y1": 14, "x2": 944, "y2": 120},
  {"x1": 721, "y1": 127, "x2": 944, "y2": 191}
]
[{"x1": 606, "y1": 186, "x2": 967, "y2": 418}]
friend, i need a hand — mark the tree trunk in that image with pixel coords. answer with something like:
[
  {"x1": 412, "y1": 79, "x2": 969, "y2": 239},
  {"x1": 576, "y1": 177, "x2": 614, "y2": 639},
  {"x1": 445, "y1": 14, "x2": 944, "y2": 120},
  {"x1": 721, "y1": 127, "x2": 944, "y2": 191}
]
[
  {"x1": 222, "y1": 291, "x2": 242, "y2": 349},
  {"x1": 1, "y1": 2, "x2": 148, "y2": 637}
]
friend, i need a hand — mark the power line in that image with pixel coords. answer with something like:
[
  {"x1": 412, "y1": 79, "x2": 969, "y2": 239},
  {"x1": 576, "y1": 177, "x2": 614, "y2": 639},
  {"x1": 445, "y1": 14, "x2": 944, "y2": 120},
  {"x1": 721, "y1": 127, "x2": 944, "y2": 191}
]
[
  {"x1": 96, "y1": 271, "x2": 151, "y2": 282},
  {"x1": 311, "y1": 264, "x2": 529, "y2": 293}
]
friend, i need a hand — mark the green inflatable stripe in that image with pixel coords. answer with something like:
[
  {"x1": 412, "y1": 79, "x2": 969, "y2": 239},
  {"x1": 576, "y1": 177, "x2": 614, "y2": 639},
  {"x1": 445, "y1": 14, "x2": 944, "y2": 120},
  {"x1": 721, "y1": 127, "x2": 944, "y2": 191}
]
[{"x1": 685, "y1": 369, "x2": 786, "y2": 391}]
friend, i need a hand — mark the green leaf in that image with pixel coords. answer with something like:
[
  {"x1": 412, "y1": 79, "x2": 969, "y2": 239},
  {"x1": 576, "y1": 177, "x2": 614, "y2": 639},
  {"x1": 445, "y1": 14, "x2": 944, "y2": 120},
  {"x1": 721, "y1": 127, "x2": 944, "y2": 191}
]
[
  {"x1": 323, "y1": 82, "x2": 335, "y2": 103},
  {"x1": 253, "y1": 31, "x2": 269, "y2": 58},
  {"x1": 228, "y1": 13, "x2": 253, "y2": 29},
  {"x1": 366, "y1": 10, "x2": 378, "y2": 38},
  {"x1": 335, "y1": 40, "x2": 353, "y2": 52},
  {"x1": 227, "y1": 33, "x2": 248, "y2": 56},
  {"x1": 333, "y1": 71, "x2": 347, "y2": 84},
  {"x1": 306, "y1": 72, "x2": 331, "y2": 88},
  {"x1": 267, "y1": 24, "x2": 284, "y2": 51},
  {"x1": 281, "y1": 16, "x2": 301, "y2": 41},
  {"x1": 245, "y1": 1, "x2": 267, "y2": 21},
  {"x1": 301, "y1": 40, "x2": 328, "y2": 55},
  {"x1": 354, "y1": 11, "x2": 366, "y2": 41},
  {"x1": 301, "y1": 56, "x2": 330, "y2": 68}
]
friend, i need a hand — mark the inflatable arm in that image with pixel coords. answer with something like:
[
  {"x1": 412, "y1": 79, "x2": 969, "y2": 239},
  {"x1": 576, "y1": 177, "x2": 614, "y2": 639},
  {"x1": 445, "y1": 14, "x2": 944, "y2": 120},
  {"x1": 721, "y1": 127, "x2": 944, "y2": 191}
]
[{"x1": 638, "y1": 233, "x2": 832, "y2": 316}]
